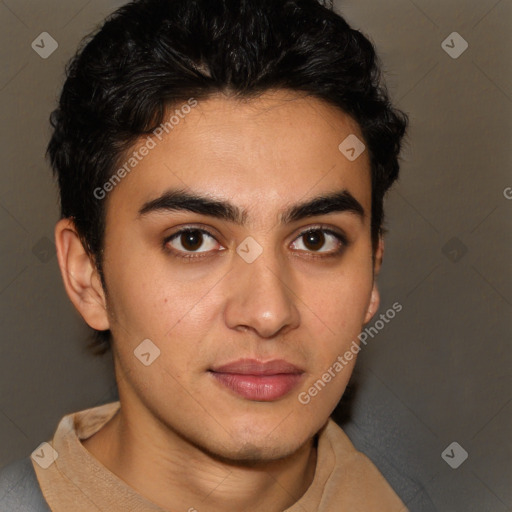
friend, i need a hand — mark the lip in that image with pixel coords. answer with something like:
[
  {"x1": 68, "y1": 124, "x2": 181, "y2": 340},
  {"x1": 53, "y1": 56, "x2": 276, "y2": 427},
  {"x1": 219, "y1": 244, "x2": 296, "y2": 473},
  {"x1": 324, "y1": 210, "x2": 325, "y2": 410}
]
[{"x1": 209, "y1": 358, "x2": 305, "y2": 402}]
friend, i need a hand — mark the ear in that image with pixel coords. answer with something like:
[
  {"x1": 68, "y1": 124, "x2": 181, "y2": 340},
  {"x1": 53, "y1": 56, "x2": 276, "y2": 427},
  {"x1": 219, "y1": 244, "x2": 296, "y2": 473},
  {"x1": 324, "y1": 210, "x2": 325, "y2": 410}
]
[
  {"x1": 363, "y1": 236, "x2": 384, "y2": 324},
  {"x1": 54, "y1": 218, "x2": 110, "y2": 331}
]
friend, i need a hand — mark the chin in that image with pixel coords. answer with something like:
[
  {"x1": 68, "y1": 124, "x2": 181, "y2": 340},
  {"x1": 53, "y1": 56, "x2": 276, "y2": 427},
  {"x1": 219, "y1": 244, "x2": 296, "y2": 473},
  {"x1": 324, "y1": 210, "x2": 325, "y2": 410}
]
[
  {"x1": 199, "y1": 421, "x2": 315, "y2": 465},
  {"x1": 206, "y1": 437, "x2": 305, "y2": 466}
]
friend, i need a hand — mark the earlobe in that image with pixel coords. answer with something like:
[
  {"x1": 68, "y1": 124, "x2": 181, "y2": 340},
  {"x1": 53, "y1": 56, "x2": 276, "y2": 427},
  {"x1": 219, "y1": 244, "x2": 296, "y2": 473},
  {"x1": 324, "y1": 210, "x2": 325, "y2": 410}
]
[
  {"x1": 363, "y1": 236, "x2": 384, "y2": 324},
  {"x1": 364, "y1": 285, "x2": 380, "y2": 324},
  {"x1": 54, "y1": 219, "x2": 110, "y2": 331}
]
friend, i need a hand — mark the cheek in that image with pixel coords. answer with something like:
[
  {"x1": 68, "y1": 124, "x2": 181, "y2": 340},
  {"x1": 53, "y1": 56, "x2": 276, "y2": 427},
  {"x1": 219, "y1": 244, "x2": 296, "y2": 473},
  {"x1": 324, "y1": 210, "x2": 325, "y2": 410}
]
[
  {"x1": 303, "y1": 261, "x2": 374, "y2": 339},
  {"x1": 317, "y1": 274, "x2": 372, "y2": 326},
  {"x1": 296, "y1": 259, "x2": 373, "y2": 404},
  {"x1": 104, "y1": 262, "x2": 217, "y2": 405},
  {"x1": 104, "y1": 244, "x2": 210, "y2": 333},
  {"x1": 103, "y1": 250, "x2": 225, "y2": 385}
]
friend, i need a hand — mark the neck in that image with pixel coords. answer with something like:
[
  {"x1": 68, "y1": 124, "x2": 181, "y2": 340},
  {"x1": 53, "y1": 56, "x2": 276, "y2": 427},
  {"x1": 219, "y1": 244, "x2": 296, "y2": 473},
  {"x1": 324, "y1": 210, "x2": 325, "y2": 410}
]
[{"x1": 82, "y1": 402, "x2": 318, "y2": 512}]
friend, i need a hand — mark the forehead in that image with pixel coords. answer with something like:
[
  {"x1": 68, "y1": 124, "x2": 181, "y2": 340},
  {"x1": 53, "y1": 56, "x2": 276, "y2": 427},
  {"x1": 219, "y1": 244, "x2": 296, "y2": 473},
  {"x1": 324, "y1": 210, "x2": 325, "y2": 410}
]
[{"x1": 105, "y1": 91, "x2": 371, "y2": 225}]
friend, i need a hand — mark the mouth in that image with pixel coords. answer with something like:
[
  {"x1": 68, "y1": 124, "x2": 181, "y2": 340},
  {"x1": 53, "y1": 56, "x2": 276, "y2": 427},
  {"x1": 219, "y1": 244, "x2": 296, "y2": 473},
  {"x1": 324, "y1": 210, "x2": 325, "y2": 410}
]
[{"x1": 208, "y1": 359, "x2": 305, "y2": 402}]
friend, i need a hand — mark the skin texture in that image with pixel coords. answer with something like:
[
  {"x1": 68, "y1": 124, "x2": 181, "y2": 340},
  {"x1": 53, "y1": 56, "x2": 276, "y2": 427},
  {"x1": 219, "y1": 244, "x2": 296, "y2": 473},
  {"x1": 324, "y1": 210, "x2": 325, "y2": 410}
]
[{"x1": 55, "y1": 90, "x2": 383, "y2": 512}]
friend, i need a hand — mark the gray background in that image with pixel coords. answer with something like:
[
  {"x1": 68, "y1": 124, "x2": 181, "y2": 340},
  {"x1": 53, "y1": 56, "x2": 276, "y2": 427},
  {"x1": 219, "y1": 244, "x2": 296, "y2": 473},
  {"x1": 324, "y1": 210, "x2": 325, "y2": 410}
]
[{"x1": 0, "y1": 0, "x2": 510, "y2": 511}]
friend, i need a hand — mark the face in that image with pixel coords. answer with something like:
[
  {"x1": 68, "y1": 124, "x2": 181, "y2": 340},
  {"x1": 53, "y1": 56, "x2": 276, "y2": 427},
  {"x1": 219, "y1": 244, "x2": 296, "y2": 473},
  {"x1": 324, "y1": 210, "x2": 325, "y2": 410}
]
[{"x1": 83, "y1": 91, "x2": 380, "y2": 462}]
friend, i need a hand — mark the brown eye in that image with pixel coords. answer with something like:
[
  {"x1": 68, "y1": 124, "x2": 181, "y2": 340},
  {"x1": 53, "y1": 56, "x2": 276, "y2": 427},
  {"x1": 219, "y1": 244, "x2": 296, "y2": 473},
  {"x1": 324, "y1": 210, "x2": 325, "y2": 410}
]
[
  {"x1": 166, "y1": 228, "x2": 221, "y2": 255},
  {"x1": 290, "y1": 228, "x2": 347, "y2": 255},
  {"x1": 180, "y1": 230, "x2": 204, "y2": 251},
  {"x1": 302, "y1": 230, "x2": 325, "y2": 251}
]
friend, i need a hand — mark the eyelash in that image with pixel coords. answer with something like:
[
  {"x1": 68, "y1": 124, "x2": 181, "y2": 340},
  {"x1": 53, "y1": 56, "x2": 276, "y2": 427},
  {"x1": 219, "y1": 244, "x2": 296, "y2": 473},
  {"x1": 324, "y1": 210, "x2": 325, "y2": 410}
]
[{"x1": 163, "y1": 225, "x2": 349, "y2": 261}]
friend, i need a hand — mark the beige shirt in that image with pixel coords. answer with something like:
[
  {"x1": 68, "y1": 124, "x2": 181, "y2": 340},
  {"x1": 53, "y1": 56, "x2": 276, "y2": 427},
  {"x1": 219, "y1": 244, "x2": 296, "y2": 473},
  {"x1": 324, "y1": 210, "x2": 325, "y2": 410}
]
[{"x1": 32, "y1": 401, "x2": 408, "y2": 511}]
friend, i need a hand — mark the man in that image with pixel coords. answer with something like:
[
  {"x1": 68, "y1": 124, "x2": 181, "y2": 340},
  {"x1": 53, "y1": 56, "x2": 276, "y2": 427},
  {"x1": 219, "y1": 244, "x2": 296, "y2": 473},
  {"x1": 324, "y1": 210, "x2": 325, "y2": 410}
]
[{"x1": 0, "y1": 0, "x2": 411, "y2": 510}]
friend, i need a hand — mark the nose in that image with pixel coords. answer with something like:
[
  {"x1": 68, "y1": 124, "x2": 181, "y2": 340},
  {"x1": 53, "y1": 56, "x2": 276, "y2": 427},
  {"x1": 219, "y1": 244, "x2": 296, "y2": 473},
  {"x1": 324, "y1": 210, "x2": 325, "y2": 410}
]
[{"x1": 223, "y1": 246, "x2": 301, "y2": 339}]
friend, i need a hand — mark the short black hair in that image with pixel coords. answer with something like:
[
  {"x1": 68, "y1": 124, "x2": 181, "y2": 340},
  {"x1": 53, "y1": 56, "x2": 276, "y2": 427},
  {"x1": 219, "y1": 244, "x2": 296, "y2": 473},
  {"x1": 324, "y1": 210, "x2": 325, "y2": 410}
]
[{"x1": 47, "y1": 0, "x2": 408, "y2": 355}]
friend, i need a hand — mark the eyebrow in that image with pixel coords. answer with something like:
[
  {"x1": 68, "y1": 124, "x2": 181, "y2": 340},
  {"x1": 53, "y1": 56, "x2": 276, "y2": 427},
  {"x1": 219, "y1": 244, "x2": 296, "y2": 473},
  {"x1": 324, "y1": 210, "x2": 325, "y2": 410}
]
[{"x1": 138, "y1": 188, "x2": 365, "y2": 225}]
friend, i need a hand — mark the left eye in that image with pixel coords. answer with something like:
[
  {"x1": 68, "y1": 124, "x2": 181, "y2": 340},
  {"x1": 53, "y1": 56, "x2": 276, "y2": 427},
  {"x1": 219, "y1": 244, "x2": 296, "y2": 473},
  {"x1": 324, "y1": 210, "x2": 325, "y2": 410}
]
[{"x1": 290, "y1": 229, "x2": 344, "y2": 253}]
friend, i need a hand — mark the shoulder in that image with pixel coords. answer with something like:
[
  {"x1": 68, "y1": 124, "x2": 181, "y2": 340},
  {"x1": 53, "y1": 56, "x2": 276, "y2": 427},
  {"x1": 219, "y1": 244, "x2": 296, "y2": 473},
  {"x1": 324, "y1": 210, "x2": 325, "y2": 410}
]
[
  {"x1": 0, "y1": 457, "x2": 51, "y2": 511},
  {"x1": 330, "y1": 420, "x2": 438, "y2": 512}
]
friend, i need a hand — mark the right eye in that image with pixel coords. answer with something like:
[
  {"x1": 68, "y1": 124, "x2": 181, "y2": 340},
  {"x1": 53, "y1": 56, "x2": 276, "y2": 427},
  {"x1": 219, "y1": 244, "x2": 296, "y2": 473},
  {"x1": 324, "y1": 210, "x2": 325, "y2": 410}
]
[{"x1": 164, "y1": 228, "x2": 224, "y2": 259}]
